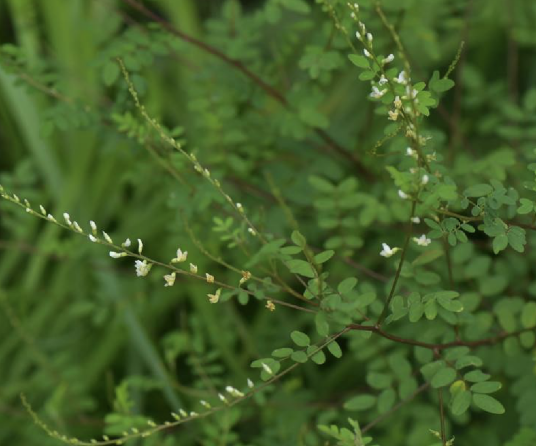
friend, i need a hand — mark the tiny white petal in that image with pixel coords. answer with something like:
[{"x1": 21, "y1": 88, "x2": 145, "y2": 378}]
[
  {"x1": 89, "y1": 235, "x2": 97, "y2": 242},
  {"x1": 73, "y1": 221, "x2": 83, "y2": 233},
  {"x1": 262, "y1": 363, "x2": 273, "y2": 375},
  {"x1": 398, "y1": 190, "x2": 409, "y2": 200}
]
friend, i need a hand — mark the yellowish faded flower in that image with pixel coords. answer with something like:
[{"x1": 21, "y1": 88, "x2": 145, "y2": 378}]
[
  {"x1": 206, "y1": 273, "x2": 214, "y2": 283},
  {"x1": 266, "y1": 300, "x2": 276, "y2": 312},
  {"x1": 164, "y1": 272, "x2": 176, "y2": 287},
  {"x1": 190, "y1": 263, "x2": 198, "y2": 273},
  {"x1": 208, "y1": 288, "x2": 221, "y2": 303},
  {"x1": 239, "y1": 271, "x2": 251, "y2": 286}
]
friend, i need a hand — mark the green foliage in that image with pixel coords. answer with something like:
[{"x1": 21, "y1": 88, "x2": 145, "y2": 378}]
[{"x1": 1, "y1": 0, "x2": 536, "y2": 445}]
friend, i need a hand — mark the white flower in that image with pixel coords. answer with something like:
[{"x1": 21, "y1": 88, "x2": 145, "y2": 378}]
[
  {"x1": 123, "y1": 238, "x2": 132, "y2": 248},
  {"x1": 134, "y1": 259, "x2": 152, "y2": 277},
  {"x1": 172, "y1": 248, "x2": 188, "y2": 263},
  {"x1": 89, "y1": 234, "x2": 97, "y2": 242},
  {"x1": 363, "y1": 49, "x2": 371, "y2": 58},
  {"x1": 190, "y1": 263, "x2": 198, "y2": 273},
  {"x1": 366, "y1": 32, "x2": 373, "y2": 42},
  {"x1": 109, "y1": 251, "x2": 126, "y2": 258},
  {"x1": 225, "y1": 386, "x2": 244, "y2": 397},
  {"x1": 394, "y1": 95, "x2": 402, "y2": 108},
  {"x1": 406, "y1": 147, "x2": 416, "y2": 157},
  {"x1": 137, "y1": 238, "x2": 143, "y2": 254},
  {"x1": 218, "y1": 393, "x2": 228, "y2": 403},
  {"x1": 236, "y1": 202, "x2": 243, "y2": 212},
  {"x1": 388, "y1": 110, "x2": 399, "y2": 121},
  {"x1": 248, "y1": 227, "x2": 256, "y2": 236},
  {"x1": 90, "y1": 220, "x2": 97, "y2": 234},
  {"x1": 247, "y1": 378, "x2": 254, "y2": 388},
  {"x1": 179, "y1": 409, "x2": 187, "y2": 417},
  {"x1": 208, "y1": 288, "x2": 221, "y2": 303},
  {"x1": 378, "y1": 75, "x2": 388, "y2": 86},
  {"x1": 266, "y1": 300, "x2": 276, "y2": 311},
  {"x1": 355, "y1": 30, "x2": 362, "y2": 40},
  {"x1": 370, "y1": 86, "x2": 387, "y2": 99},
  {"x1": 73, "y1": 221, "x2": 83, "y2": 233},
  {"x1": 200, "y1": 400, "x2": 211, "y2": 408},
  {"x1": 380, "y1": 243, "x2": 399, "y2": 258},
  {"x1": 422, "y1": 174, "x2": 429, "y2": 185},
  {"x1": 39, "y1": 205, "x2": 46, "y2": 215},
  {"x1": 262, "y1": 363, "x2": 273, "y2": 375},
  {"x1": 206, "y1": 273, "x2": 214, "y2": 283},
  {"x1": 413, "y1": 234, "x2": 432, "y2": 246},
  {"x1": 164, "y1": 272, "x2": 176, "y2": 287},
  {"x1": 411, "y1": 217, "x2": 421, "y2": 224},
  {"x1": 382, "y1": 53, "x2": 395, "y2": 64},
  {"x1": 398, "y1": 189, "x2": 409, "y2": 199},
  {"x1": 47, "y1": 214, "x2": 57, "y2": 222},
  {"x1": 394, "y1": 70, "x2": 407, "y2": 84},
  {"x1": 103, "y1": 231, "x2": 113, "y2": 244},
  {"x1": 63, "y1": 213, "x2": 72, "y2": 226}
]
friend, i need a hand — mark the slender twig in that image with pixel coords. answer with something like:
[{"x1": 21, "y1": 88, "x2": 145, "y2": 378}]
[
  {"x1": 376, "y1": 200, "x2": 417, "y2": 326},
  {"x1": 438, "y1": 389, "x2": 447, "y2": 445},
  {"x1": 119, "y1": 0, "x2": 373, "y2": 180}
]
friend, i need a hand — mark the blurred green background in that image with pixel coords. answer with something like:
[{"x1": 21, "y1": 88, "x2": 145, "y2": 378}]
[{"x1": 1, "y1": 0, "x2": 536, "y2": 445}]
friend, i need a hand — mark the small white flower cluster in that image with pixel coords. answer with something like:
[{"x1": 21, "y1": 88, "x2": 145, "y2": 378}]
[{"x1": 349, "y1": 3, "x2": 394, "y2": 102}]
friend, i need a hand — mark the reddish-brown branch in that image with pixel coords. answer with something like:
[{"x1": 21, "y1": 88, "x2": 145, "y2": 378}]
[
  {"x1": 119, "y1": 0, "x2": 373, "y2": 180},
  {"x1": 346, "y1": 323, "x2": 534, "y2": 351}
]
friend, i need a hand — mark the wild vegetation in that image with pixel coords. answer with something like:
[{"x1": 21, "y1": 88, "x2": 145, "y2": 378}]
[{"x1": 1, "y1": 0, "x2": 536, "y2": 445}]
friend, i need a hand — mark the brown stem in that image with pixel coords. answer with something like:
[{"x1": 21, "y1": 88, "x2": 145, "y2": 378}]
[{"x1": 346, "y1": 323, "x2": 534, "y2": 351}]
